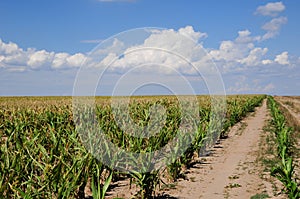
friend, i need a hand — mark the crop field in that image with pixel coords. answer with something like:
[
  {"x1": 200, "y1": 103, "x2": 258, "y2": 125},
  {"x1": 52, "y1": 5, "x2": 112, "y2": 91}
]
[{"x1": 1, "y1": 95, "x2": 299, "y2": 198}]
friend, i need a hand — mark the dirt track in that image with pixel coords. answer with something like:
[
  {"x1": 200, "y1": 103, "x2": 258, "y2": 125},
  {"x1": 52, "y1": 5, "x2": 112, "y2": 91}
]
[
  {"x1": 161, "y1": 99, "x2": 284, "y2": 198},
  {"x1": 106, "y1": 99, "x2": 286, "y2": 198}
]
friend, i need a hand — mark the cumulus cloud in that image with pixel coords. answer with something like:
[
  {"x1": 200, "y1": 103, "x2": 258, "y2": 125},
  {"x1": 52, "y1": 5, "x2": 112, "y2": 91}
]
[
  {"x1": 208, "y1": 30, "x2": 270, "y2": 70},
  {"x1": 275, "y1": 51, "x2": 289, "y2": 65},
  {"x1": 94, "y1": 26, "x2": 209, "y2": 75},
  {"x1": 261, "y1": 16, "x2": 287, "y2": 40},
  {"x1": 0, "y1": 39, "x2": 32, "y2": 67},
  {"x1": 262, "y1": 59, "x2": 273, "y2": 65},
  {"x1": 0, "y1": 23, "x2": 293, "y2": 75},
  {"x1": 0, "y1": 39, "x2": 19, "y2": 54},
  {"x1": 27, "y1": 50, "x2": 55, "y2": 69},
  {"x1": 93, "y1": 25, "x2": 293, "y2": 76},
  {"x1": 52, "y1": 53, "x2": 86, "y2": 69},
  {"x1": 0, "y1": 39, "x2": 86, "y2": 71},
  {"x1": 255, "y1": 2, "x2": 285, "y2": 17},
  {"x1": 239, "y1": 47, "x2": 268, "y2": 66},
  {"x1": 67, "y1": 53, "x2": 86, "y2": 67},
  {"x1": 254, "y1": 2, "x2": 287, "y2": 41},
  {"x1": 235, "y1": 30, "x2": 260, "y2": 43},
  {"x1": 206, "y1": 25, "x2": 293, "y2": 71},
  {"x1": 92, "y1": 38, "x2": 125, "y2": 57},
  {"x1": 52, "y1": 53, "x2": 69, "y2": 68},
  {"x1": 210, "y1": 40, "x2": 244, "y2": 62},
  {"x1": 178, "y1": 26, "x2": 208, "y2": 42}
]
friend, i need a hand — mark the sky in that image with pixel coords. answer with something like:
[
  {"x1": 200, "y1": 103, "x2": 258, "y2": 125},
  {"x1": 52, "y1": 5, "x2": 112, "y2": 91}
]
[{"x1": 0, "y1": 0, "x2": 299, "y2": 96}]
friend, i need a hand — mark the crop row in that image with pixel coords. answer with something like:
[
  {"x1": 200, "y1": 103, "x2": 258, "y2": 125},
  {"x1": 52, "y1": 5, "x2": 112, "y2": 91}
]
[
  {"x1": 267, "y1": 96, "x2": 300, "y2": 199},
  {"x1": 0, "y1": 95, "x2": 265, "y2": 198}
]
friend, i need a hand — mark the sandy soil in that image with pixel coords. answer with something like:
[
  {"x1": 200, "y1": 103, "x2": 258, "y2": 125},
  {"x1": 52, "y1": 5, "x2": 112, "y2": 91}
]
[
  {"x1": 159, "y1": 99, "x2": 284, "y2": 199},
  {"x1": 105, "y1": 99, "x2": 286, "y2": 199},
  {"x1": 275, "y1": 96, "x2": 300, "y2": 121}
]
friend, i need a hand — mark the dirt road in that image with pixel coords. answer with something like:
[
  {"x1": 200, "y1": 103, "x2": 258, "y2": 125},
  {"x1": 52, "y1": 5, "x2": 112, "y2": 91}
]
[
  {"x1": 162, "y1": 99, "x2": 283, "y2": 199},
  {"x1": 106, "y1": 99, "x2": 285, "y2": 199}
]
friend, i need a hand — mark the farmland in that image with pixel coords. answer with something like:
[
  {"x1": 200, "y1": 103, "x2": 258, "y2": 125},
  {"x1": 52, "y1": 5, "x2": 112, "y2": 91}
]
[{"x1": 0, "y1": 95, "x2": 299, "y2": 198}]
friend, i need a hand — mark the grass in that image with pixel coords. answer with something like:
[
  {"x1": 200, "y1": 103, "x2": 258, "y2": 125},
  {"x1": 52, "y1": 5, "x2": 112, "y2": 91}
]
[
  {"x1": 225, "y1": 183, "x2": 242, "y2": 188},
  {"x1": 250, "y1": 193, "x2": 270, "y2": 199},
  {"x1": 228, "y1": 175, "x2": 239, "y2": 179}
]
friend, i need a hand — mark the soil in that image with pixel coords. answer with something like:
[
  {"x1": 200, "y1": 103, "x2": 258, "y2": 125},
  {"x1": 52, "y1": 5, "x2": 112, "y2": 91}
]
[
  {"x1": 275, "y1": 96, "x2": 300, "y2": 123},
  {"x1": 159, "y1": 99, "x2": 284, "y2": 199},
  {"x1": 104, "y1": 99, "x2": 288, "y2": 199}
]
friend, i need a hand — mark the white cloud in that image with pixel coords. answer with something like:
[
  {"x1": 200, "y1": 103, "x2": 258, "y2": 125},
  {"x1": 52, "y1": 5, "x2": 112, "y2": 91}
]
[
  {"x1": 0, "y1": 39, "x2": 87, "y2": 71},
  {"x1": 95, "y1": 26, "x2": 209, "y2": 75},
  {"x1": 275, "y1": 51, "x2": 289, "y2": 65},
  {"x1": 97, "y1": 53, "x2": 118, "y2": 68},
  {"x1": 0, "y1": 39, "x2": 30, "y2": 66},
  {"x1": 262, "y1": 59, "x2": 273, "y2": 65},
  {"x1": 261, "y1": 17, "x2": 287, "y2": 40},
  {"x1": 87, "y1": 26, "x2": 291, "y2": 76},
  {"x1": 208, "y1": 30, "x2": 265, "y2": 69},
  {"x1": 94, "y1": 26, "x2": 291, "y2": 77},
  {"x1": 92, "y1": 38, "x2": 125, "y2": 57},
  {"x1": 255, "y1": 2, "x2": 285, "y2": 17},
  {"x1": 178, "y1": 26, "x2": 208, "y2": 42},
  {"x1": 52, "y1": 52, "x2": 86, "y2": 68},
  {"x1": 52, "y1": 53, "x2": 69, "y2": 68},
  {"x1": 0, "y1": 23, "x2": 293, "y2": 76},
  {"x1": 235, "y1": 30, "x2": 260, "y2": 43},
  {"x1": 0, "y1": 39, "x2": 19, "y2": 54},
  {"x1": 262, "y1": 17, "x2": 287, "y2": 32},
  {"x1": 207, "y1": 26, "x2": 293, "y2": 71},
  {"x1": 210, "y1": 40, "x2": 244, "y2": 62},
  {"x1": 2, "y1": 51, "x2": 28, "y2": 66},
  {"x1": 27, "y1": 50, "x2": 54, "y2": 69},
  {"x1": 239, "y1": 47, "x2": 268, "y2": 66},
  {"x1": 66, "y1": 53, "x2": 86, "y2": 67},
  {"x1": 255, "y1": 2, "x2": 287, "y2": 41}
]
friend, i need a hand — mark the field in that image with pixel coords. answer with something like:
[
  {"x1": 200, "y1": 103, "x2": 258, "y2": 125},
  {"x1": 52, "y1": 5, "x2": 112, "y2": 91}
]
[{"x1": 0, "y1": 95, "x2": 299, "y2": 198}]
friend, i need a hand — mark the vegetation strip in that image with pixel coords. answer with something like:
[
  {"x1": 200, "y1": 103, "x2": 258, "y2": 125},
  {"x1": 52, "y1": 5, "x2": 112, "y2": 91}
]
[
  {"x1": 267, "y1": 96, "x2": 300, "y2": 199},
  {"x1": 0, "y1": 95, "x2": 265, "y2": 198}
]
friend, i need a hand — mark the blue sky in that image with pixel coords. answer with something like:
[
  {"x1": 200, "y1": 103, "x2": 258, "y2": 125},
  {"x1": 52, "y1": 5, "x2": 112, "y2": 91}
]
[{"x1": 0, "y1": 0, "x2": 299, "y2": 96}]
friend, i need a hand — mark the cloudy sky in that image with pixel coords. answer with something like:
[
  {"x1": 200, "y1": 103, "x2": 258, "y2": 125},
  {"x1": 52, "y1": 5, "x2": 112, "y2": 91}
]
[{"x1": 0, "y1": 0, "x2": 299, "y2": 96}]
